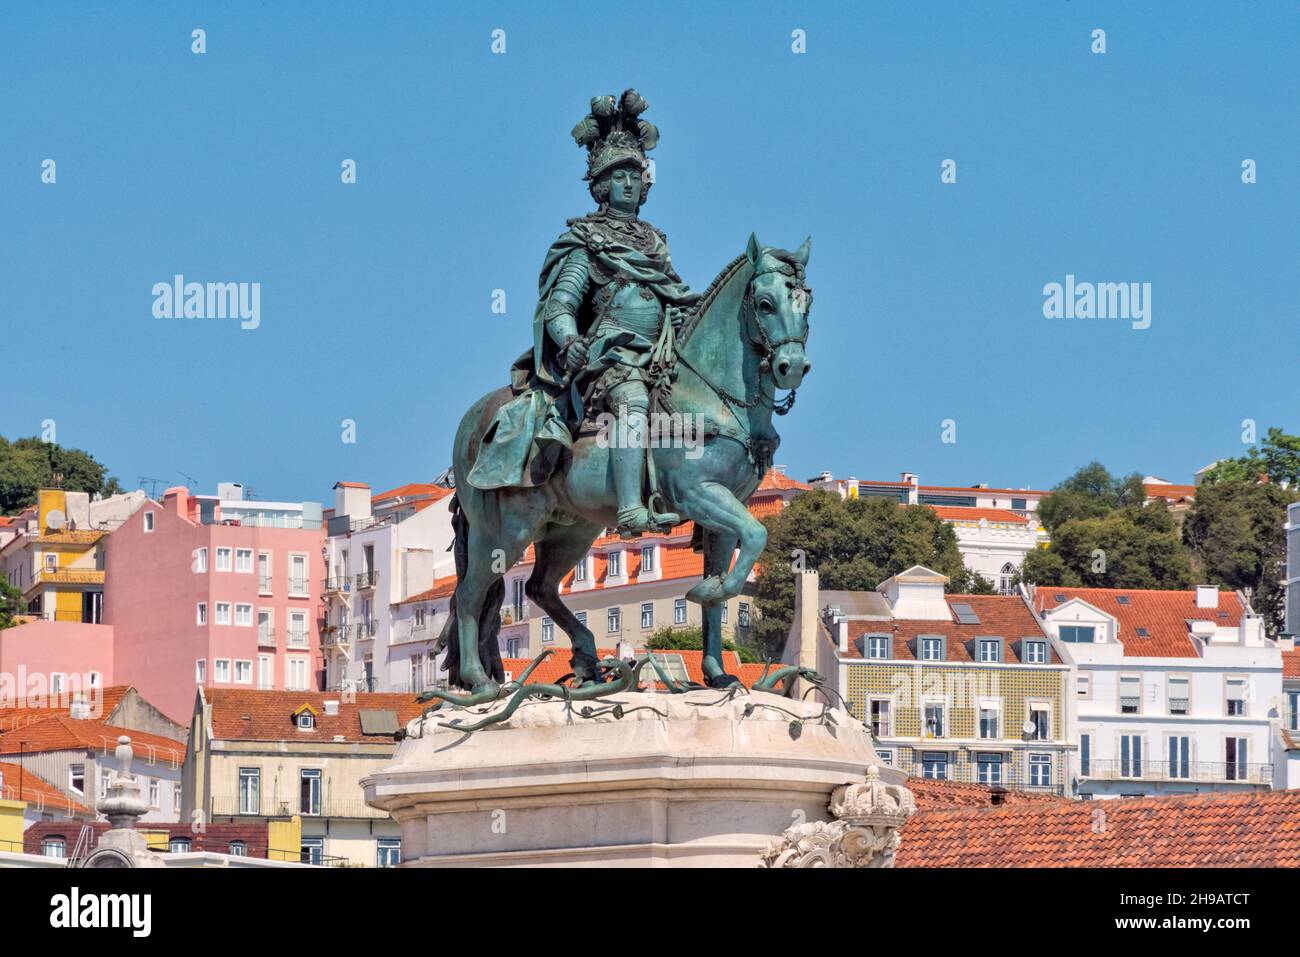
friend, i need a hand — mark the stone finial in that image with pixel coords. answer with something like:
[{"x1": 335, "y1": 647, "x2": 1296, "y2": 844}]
[
  {"x1": 115, "y1": 735, "x2": 134, "y2": 775},
  {"x1": 758, "y1": 765, "x2": 916, "y2": 869}
]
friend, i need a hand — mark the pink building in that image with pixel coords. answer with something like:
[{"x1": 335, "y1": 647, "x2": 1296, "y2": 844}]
[{"x1": 102, "y1": 486, "x2": 326, "y2": 722}]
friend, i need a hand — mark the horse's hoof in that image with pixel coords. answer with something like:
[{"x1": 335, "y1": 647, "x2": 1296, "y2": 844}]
[
  {"x1": 706, "y1": 672, "x2": 742, "y2": 690},
  {"x1": 686, "y1": 575, "x2": 726, "y2": 604}
]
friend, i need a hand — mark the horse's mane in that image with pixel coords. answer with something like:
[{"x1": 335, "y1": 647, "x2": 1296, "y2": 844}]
[{"x1": 675, "y1": 254, "x2": 747, "y2": 347}]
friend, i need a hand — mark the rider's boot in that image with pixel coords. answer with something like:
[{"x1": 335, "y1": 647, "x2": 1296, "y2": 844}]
[{"x1": 610, "y1": 393, "x2": 679, "y2": 536}]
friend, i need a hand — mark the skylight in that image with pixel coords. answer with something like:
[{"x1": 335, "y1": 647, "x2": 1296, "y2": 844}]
[
  {"x1": 1116, "y1": 596, "x2": 1130, "y2": 605},
  {"x1": 951, "y1": 602, "x2": 980, "y2": 625},
  {"x1": 1135, "y1": 627, "x2": 1149, "y2": 637}
]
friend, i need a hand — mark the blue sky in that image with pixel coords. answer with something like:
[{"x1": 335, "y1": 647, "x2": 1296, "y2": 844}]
[{"x1": 3, "y1": 1, "x2": 1296, "y2": 502}]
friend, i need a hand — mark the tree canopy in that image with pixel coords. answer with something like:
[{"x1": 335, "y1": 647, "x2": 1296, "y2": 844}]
[
  {"x1": 1199, "y1": 427, "x2": 1300, "y2": 488},
  {"x1": 0, "y1": 435, "x2": 122, "y2": 514}
]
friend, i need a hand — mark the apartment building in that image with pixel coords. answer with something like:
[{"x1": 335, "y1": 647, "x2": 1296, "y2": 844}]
[
  {"x1": 102, "y1": 485, "x2": 326, "y2": 722},
  {"x1": 787, "y1": 566, "x2": 1073, "y2": 793},
  {"x1": 1032, "y1": 584, "x2": 1281, "y2": 798},
  {"x1": 320, "y1": 481, "x2": 456, "y2": 693},
  {"x1": 182, "y1": 689, "x2": 425, "y2": 867},
  {"x1": 808, "y1": 472, "x2": 1050, "y2": 590}
]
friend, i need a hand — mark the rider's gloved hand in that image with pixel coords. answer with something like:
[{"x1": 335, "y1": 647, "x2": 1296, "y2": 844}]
[{"x1": 561, "y1": 336, "x2": 589, "y2": 373}]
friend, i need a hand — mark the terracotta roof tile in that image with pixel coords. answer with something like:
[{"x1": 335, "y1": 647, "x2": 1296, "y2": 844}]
[
  {"x1": 898, "y1": 788, "x2": 1300, "y2": 867},
  {"x1": 0, "y1": 716, "x2": 185, "y2": 764},
  {"x1": 757, "y1": 470, "x2": 811, "y2": 492},
  {"x1": 205, "y1": 689, "x2": 426, "y2": 743},
  {"x1": 928, "y1": 506, "x2": 1029, "y2": 525},
  {"x1": 399, "y1": 574, "x2": 458, "y2": 605},
  {"x1": 1035, "y1": 587, "x2": 1246, "y2": 658},
  {"x1": 1283, "y1": 648, "x2": 1299, "y2": 679},
  {"x1": 0, "y1": 686, "x2": 132, "y2": 732},
  {"x1": 906, "y1": 777, "x2": 1070, "y2": 811},
  {"x1": 373, "y1": 483, "x2": 453, "y2": 504},
  {"x1": 844, "y1": 595, "x2": 1057, "y2": 663},
  {"x1": 500, "y1": 648, "x2": 756, "y2": 688},
  {"x1": 0, "y1": 761, "x2": 93, "y2": 818}
]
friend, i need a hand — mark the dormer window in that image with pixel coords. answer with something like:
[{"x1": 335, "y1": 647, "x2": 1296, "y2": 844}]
[
  {"x1": 919, "y1": 636, "x2": 944, "y2": 661},
  {"x1": 865, "y1": 635, "x2": 890, "y2": 659},
  {"x1": 298, "y1": 713, "x2": 314, "y2": 730},
  {"x1": 976, "y1": 638, "x2": 1002, "y2": 663},
  {"x1": 1059, "y1": 625, "x2": 1095, "y2": 643},
  {"x1": 1023, "y1": 640, "x2": 1047, "y2": 664}
]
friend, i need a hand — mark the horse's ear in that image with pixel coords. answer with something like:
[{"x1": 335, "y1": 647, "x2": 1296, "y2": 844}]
[
  {"x1": 746, "y1": 232, "x2": 762, "y2": 266},
  {"x1": 792, "y1": 236, "x2": 811, "y2": 266}
]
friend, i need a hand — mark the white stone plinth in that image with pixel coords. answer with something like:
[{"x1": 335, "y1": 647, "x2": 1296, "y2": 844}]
[{"x1": 362, "y1": 688, "x2": 899, "y2": 867}]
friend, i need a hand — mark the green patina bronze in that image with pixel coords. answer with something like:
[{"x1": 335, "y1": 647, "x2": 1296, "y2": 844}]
[{"x1": 427, "y1": 89, "x2": 814, "y2": 714}]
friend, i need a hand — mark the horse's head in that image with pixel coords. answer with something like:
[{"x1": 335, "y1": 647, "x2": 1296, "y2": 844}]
[{"x1": 745, "y1": 233, "x2": 812, "y2": 391}]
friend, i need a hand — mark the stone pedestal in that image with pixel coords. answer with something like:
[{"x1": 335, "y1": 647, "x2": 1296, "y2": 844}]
[{"x1": 363, "y1": 688, "x2": 907, "y2": 867}]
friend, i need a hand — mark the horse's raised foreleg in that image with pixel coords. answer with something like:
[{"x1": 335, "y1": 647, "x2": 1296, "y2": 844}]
[
  {"x1": 682, "y1": 481, "x2": 768, "y2": 606},
  {"x1": 525, "y1": 520, "x2": 604, "y2": 683},
  {"x1": 699, "y1": 527, "x2": 741, "y2": 687}
]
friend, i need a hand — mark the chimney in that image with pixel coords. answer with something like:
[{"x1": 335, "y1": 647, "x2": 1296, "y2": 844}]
[
  {"x1": 1278, "y1": 635, "x2": 1296, "y2": 652},
  {"x1": 901, "y1": 471, "x2": 918, "y2": 486},
  {"x1": 790, "y1": 570, "x2": 820, "y2": 697},
  {"x1": 1196, "y1": 585, "x2": 1219, "y2": 609},
  {"x1": 162, "y1": 485, "x2": 189, "y2": 516},
  {"x1": 333, "y1": 482, "x2": 372, "y2": 523},
  {"x1": 217, "y1": 482, "x2": 245, "y2": 502},
  {"x1": 69, "y1": 694, "x2": 93, "y2": 720},
  {"x1": 323, "y1": 700, "x2": 340, "y2": 716}
]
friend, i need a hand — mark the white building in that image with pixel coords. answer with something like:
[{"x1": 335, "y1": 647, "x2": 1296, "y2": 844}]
[
  {"x1": 809, "y1": 472, "x2": 1050, "y2": 590},
  {"x1": 321, "y1": 482, "x2": 456, "y2": 693},
  {"x1": 1032, "y1": 584, "x2": 1282, "y2": 798}
]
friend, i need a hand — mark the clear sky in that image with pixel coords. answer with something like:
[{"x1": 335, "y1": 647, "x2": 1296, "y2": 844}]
[{"x1": 3, "y1": 1, "x2": 1296, "y2": 502}]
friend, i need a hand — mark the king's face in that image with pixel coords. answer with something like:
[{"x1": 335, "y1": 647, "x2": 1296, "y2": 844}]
[{"x1": 607, "y1": 166, "x2": 643, "y2": 213}]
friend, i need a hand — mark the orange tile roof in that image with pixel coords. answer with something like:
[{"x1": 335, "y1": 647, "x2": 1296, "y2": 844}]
[
  {"x1": 757, "y1": 470, "x2": 811, "y2": 492},
  {"x1": 1144, "y1": 482, "x2": 1197, "y2": 501},
  {"x1": 399, "y1": 574, "x2": 458, "y2": 605},
  {"x1": 918, "y1": 484, "x2": 1049, "y2": 496},
  {"x1": 374, "y1": 483, "x2": 453, "y2": 504},
  {"x1": 906, "y1": 777, "x2": 1069, "y2": 811},
  {"x1": 500, "y1": 648, "x2": 758, "y2": 688},
  {"x1": 0, "y1": 686, "x2": 132, "y2": 732},
  {"x1": 333, "y1": 481, "x2": 370, "y2": 489},
  {"x1": 205, "y1": 689, "x2": 427, "y2": 743},
  {"x1": 1035, "y1": 587, "x2": 1246, "y2": 658},
  {"x1": 0, "y1": 716, "x2": 185, "y2": 764},
  {"x1": 0, "y1": 761, "x2": 92, "y2": 817},
  {"x1": 898, "y1": 789, "x2": 1300, "y2": 867},
  {"x1": 928, "y1": 506, "x2": 1029, "y2": 525},
  {"x1": 1284, "y1": 647, "x2": 1300, "y2": 679},
  {"x1": 844, "y1": 595, "x2": 1057, "y2": 663}
]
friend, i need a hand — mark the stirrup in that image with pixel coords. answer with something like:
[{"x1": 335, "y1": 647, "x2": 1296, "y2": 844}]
[{"x1": 617, "y1": 504, "x2": 680, "y2": 537}]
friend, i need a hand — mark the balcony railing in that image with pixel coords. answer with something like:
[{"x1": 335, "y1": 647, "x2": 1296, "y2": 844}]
[
  {"x1": 352, "y1": 620, "x2": 377, "y2": 640},
  {"x1": 500, "y1": 602, "x2": 530, "y2": 626},
  {"x1": 209, "y1": 794, "x2": 384, "y2": 820},
  {"x1": 907, "y1": 760, "x2": 1065, "y2": 795},
  {"x1": 33, "y1": 568, "x2": 105, "y2": 586},
  {"x1": 1081, "y1": 759, "x2": 1273, "y2": 785},
  {"x1": 355, "y1": 570, "x2": 378, "y2": 590},
  {"x1": 258, "y1": 575, "x2": 272, "y2": 594},
  {"x1": 324, "y1": 576, "x2": 352, "y2": 593},
  {"x1": 257, "y1": 627, "x2": 276, "y2": 649},
  {"x1": 285, "y1": 629, "x2": 309, "y2": 649},
  {"x1": 288, "y1": 578, "x2": 309, "y2": 596}
]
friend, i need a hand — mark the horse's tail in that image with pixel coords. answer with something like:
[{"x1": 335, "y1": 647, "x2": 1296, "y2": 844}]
[{"x1": 436, "y1": 491, "x2": 506, "y2": 690}]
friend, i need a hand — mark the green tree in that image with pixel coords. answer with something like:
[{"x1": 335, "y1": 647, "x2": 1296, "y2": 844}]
[
  {"x1": 1182, "y1": 480, "x2": 1298, "y2": 635},
  {"x1": 0, "y1": 578, "x2": 23, "y2": 629},
  {"x1": 1200, "y1": 428, "x2": 1300, "y2": 488},
  {"x1": 751, "y1": 491, "x2": 976, "y2": 656},
  {"x1": 0, "y1": 435, "x2": 122, "y2": 514},
  {"x1": 646, "y1": 626, "x2": 759, "y2": 663},
  {"x1": 1022, "y1": 464, "x2": 1192, "y2": 589}
]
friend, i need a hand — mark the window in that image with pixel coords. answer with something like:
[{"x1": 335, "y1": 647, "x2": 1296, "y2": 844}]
[
  {"x1": 43, "y1": 836, "x2": 67, "y2": 859},
  {"x1": 297, "y1": 710, "x2": 315, "y2": 730},
  {"x1": 169, "y1": 837, "x2": 192, "y2": 853},
  {"x1": 977, "y1": 753, "x2": 1003, "y2": 784},
  {"x1": 235, "y1": 548, "x2": 253, "y2": 573},
  {"x1": 720, "y1": 604, "x2": 728, "y2": 624},
  {"x1": 289, "y1": 555, "x2": 308, "y2": 595},
  {"x1": 1120, "y1": 735, "x2": 1143, "y2": 778},
  {"x1": 865, "y1": 636, "x2": 889, "y2": 659},
  {"x1": 195, "y1": 658, "x2": 207, "y2": 684},
  {"x1": 978, "y1": 704, "x2": 999, "y2": 739},
  {"x1": 143, "y1": 511, "x2": 154, "y2": 533},
  {"x1": 876, "y1": 749, "x2": 893, "y2": 767},
  {"x1": 287, "y1": 657, "x2": 309, "y2": 691},
  {"x1": 1080, "y1": 733, "x2": 1091, "y2": 777},
  {"x1": 1288, "y1": 690, "x2": 1300, "y2": 731},
  {"x1": 977, "y1": 638, "x2": 1001, "y2": 663},
  {"x1": 413, "y1": 606, "x2": 426, "y2": 629},
  {"x1": 574, "y1": 558, "x2": 588, "y2": 582},
  {"x1": 1028, "y1": 704, "x2": 1050, "y2": 740},
  {"x1": 1225, "y1": 737, "x2": 1248, "y2": 781},
  {"x1": 998, "y1": 563, "x2": 1016, "y2": 595},
  {"x1": 196, "y1": 602, "x2": 207, "y2": 625},
  {"x1": 149, "y1": 779, "x2": 160, "y2": 808},
  {"x1": 541, "y1": 617, "x2": 554, "y2": 644},
  {"x1": 869, "y1": 699, "x2": 892, "y2": 737},
  {"x1": 214, "y1": 659, "x2": 231, "y2": 683},
  {"x1": 674, "y1": 599, "x2": 687, "y2": 625},
  {"x1": 51, "y1": 673, "x2": 65, "y2": 695},
  {"x1": 1076, "y1": 674, "x2": 1091, "y2": 697},
  {"x1": 229, "y1": 841, "x2": 247, "y2": 857},
  {"x1": 1059, "y1": 625, "x2": 1095, "y2": 643},
  {"x1": 921, "y1": 752, "x2": 949, "y2": 780},
  {"x1": 234, "y1": 660, "x2": 252, "y2": 684},
  {"x1": 1168, "y1": 736, "x2": 1191, "y2": 779},
  {"x1": 288, "y1": 612, "x2": 308, "y2": 647},
  {"x1": 239, "y1": 768, "x2": 260, "y2": 815},
  {"x1": 923, "y1": 701, "x2": 946, "y2": 738},
  {"x1": 257, "y1": 552, "x2": 271, "y2": 593},
  {"x1": 257, "y1": 655, "x2": 273, "y2": 690},
  {"x1": 920, "y1": 636, "x2": 943, "y2": 661},
  {"x1": 607, "y1": 607, "x2": 621, "y2": 634},
  {"x1": 215, "y1": 602, "x2": 232, "y2": 625},
  {"x1": 1168, "y1": 676, "x2": 1190, "y2": 715},
  {"x1": 738, "y1": 602, "x2": 751, "y2": 628},
  {"x1": 607, "y1": 550, "x2": 622, "y2": 578},
  {"x1": 216, "y1": 547, "x2": 232, "y2": 572},
  {"x1": 641, "y1": 545, "x2": 655, "y2": 572},
  {"x1": 193, "y1": 547, "x2": 208, "y2": 572},
  {"x1": 235, "y1": 603, "x2": 253, "y2": 627},
  {"x1": 69, "y1": 764, "x2": 85, "y2": 794},
  {"x1": 640, "y1": 602, "x2": 653, "y2": 629},
  {"x1": 505, "y1": 637, "x2": 524, "y2": 657},
  {"x1": 300, "y1": 838, "x2": 324, "y2": 865},
  {"x1": 300, "y1": 769, "x2": 322, "y2": 815},
  {"x1": 1024, "y1": 641, "x2": 1047, "y2": 664},
  {"x1": 1226, "y1": 678, "x2": 1247, "y2": 717},
  {"x1": 1119, "y1": 675, "x2": 1141, "y2": 714},
  {"x1": 377, "y1": 838, "x2": 401, "y2": 868},
  {"x1": 575, "y1": 611, "x2": 587, "y2": 627},
  {"x1": 1028, "y1": 753, "x2": 1052, "y2": 788}
]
